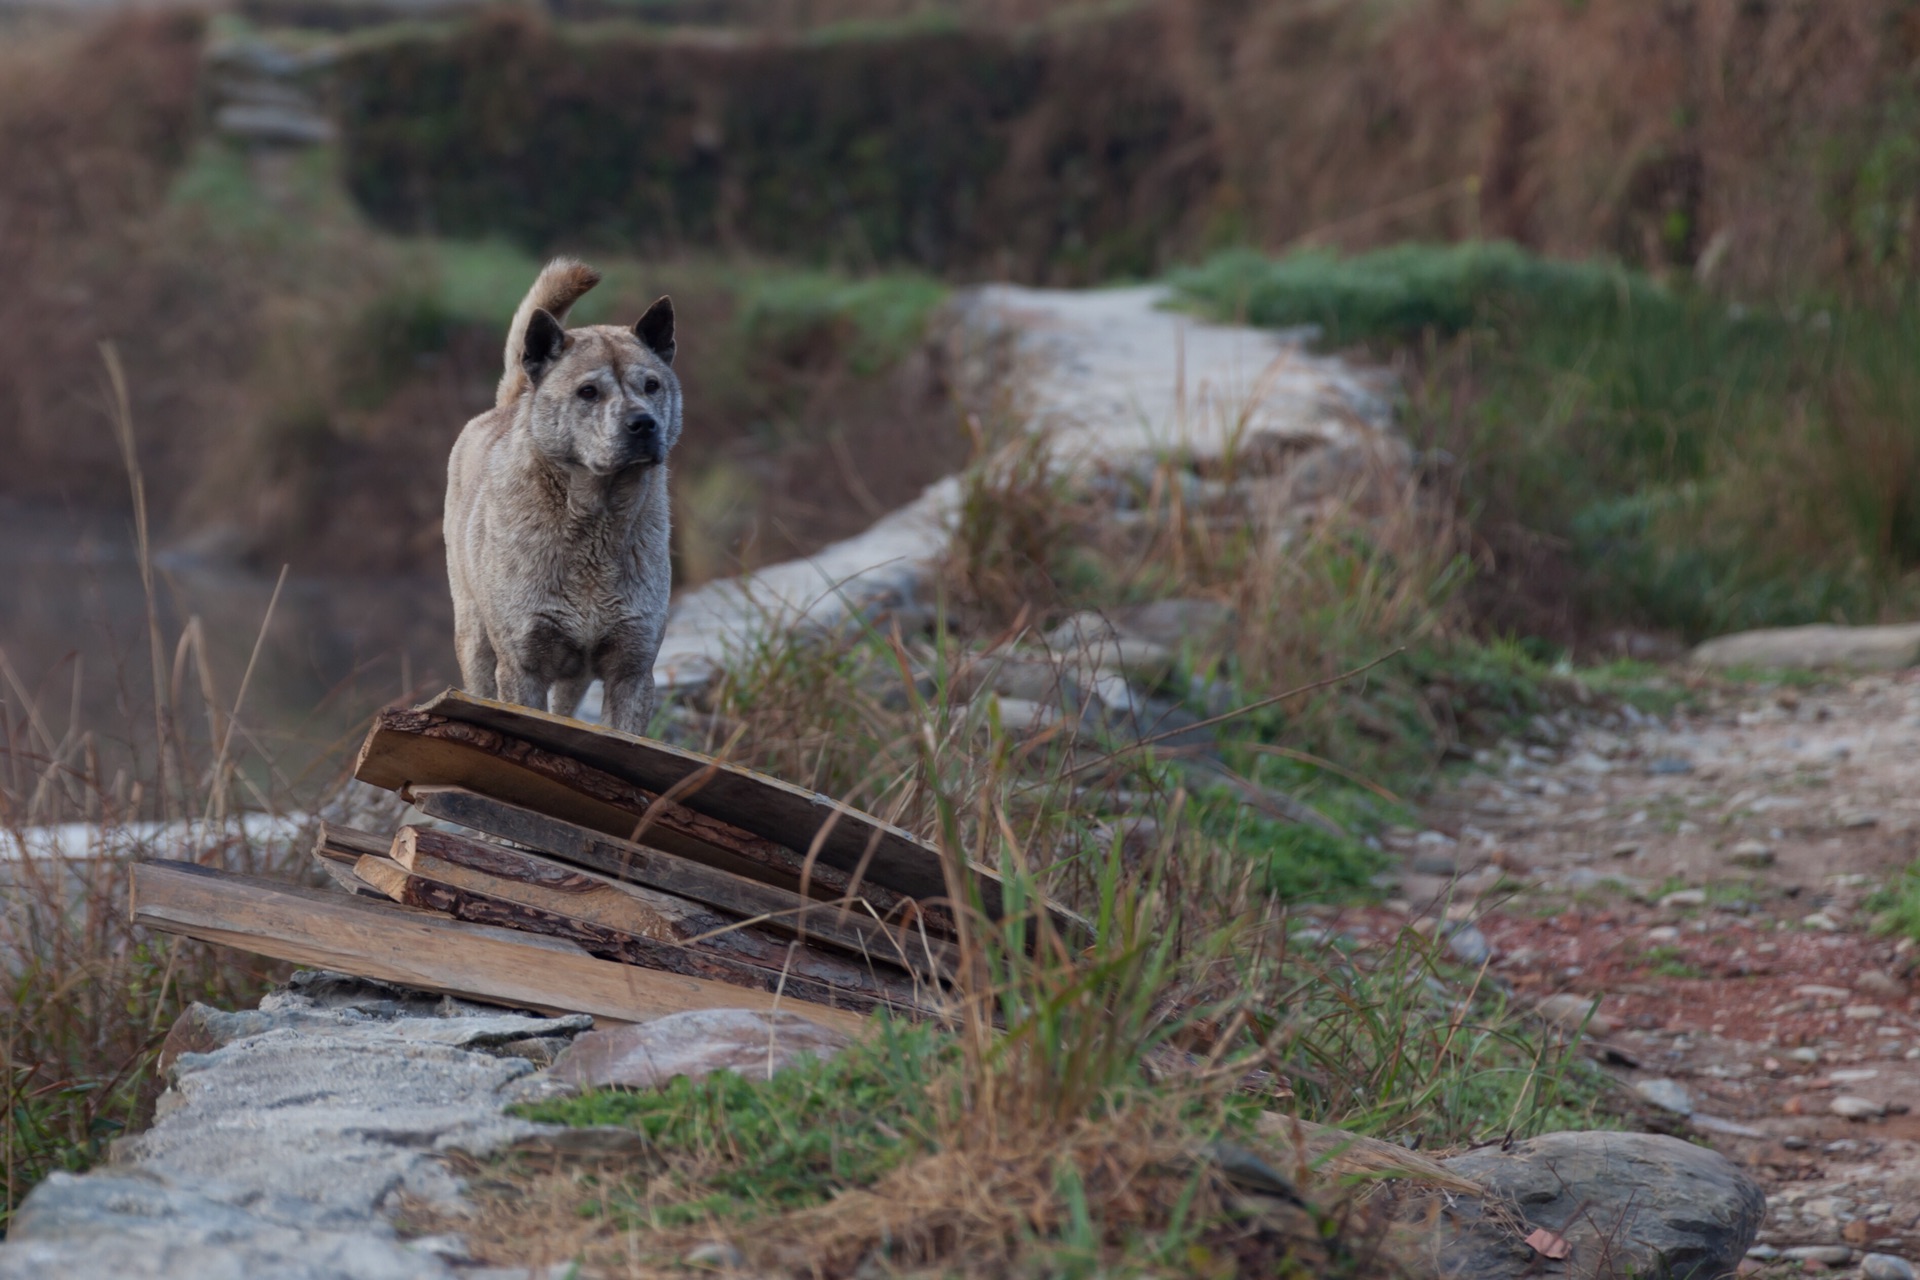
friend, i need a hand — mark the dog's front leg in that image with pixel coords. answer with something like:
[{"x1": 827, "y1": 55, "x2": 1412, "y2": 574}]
[
  {"x1": 601, "y1": 672, "x2": 658, "y2": 737},
  {"x1": 492, "y1": 658, "x2": 547, "y2": 713}
]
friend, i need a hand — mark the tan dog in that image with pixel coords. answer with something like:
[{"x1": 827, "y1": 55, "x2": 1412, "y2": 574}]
[{"x1": 444, "y1": 258, "x2": 680, "y2": 734}]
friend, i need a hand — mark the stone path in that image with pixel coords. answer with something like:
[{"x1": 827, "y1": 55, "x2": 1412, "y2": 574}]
[
  {"x1": 648, "y1": 284, "x2": 1390, "y2": 689},
  {"x1": 1395, "y1": 670, "x2": 1920, "y2": 1276},
  {"x1": 1, "y1": 973, "x2": 585, "y2": 1278}
]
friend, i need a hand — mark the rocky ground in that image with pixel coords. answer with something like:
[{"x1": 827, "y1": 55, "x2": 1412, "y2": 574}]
[{"x1": 1376, "y1": 668, "x2": 1920, "y2": 1277}]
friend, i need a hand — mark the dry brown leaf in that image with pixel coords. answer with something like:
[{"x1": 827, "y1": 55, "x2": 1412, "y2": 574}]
[{"x1": 1525, "y1": 1227, "x2": 1571, "y2": 1260}]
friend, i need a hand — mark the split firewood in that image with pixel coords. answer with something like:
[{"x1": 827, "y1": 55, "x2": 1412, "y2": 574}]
[
  {"x1": 356, "y1": 706, "x2": 951, "y2": 929},
  {"x1": 361, "y1": 835, "x2": 933, "y2": 1017},
  {"x1": 311, "y1": 822, "x2": 393, "y2": 898},
  {"x1": 404, "y1": 785, "x2": 956, "y2": 978}
]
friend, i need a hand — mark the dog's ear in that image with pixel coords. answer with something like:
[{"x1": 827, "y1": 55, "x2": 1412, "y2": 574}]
[
  {"x1": 634, "y1": 296, "x2": 675, "y2": 366},
  {"x1": 522, "y1": 308, "x2": 567, "y2": 384}
]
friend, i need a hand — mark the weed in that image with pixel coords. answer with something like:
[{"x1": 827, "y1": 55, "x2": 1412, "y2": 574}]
[
  {"x1": 1639, "y1": 946, "x2": 1706, "y2": 980},
  {"x1": 1175, "y1": 243, "x2": 1920, "y2": 643},
  {"x1": 1866, "y1": 864, "x2": 1920, "y2": 941}
]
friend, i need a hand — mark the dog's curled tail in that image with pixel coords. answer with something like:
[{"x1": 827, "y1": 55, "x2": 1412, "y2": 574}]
[{"x1": 496, "y1": 257, "x2": 603, "y2": 409}]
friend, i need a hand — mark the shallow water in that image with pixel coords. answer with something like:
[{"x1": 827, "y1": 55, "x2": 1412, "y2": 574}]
[{"x1": 0, "y1": 500, "x2": 458, "y2": 802}]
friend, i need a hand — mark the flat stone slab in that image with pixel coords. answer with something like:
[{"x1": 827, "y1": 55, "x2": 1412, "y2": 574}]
[
  {"x1": 0, "y1": 975, "x2": 591, "y2": 1279},
  {"x1": 549, "y1": 1007, "x2": 850, "y2": 1089},
  {"x1": 1691, "y1": 623, "x2": 1920, "y2": 673}
]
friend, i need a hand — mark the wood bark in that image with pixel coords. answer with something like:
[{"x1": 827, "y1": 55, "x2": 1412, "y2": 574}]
[
  {"x1": 404, "y1": 785, "x2": 955, "y2": 979},
  {"x1": 356, "y1": 707, "x2": 950, "y2": 929}
]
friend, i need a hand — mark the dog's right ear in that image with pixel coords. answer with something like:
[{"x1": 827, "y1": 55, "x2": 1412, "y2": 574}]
[{"x1": 521, "y1": 308, "x2": 567, "y2": 385}]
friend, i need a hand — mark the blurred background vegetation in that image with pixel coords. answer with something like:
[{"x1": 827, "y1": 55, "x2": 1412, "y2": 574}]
[{"x1": 7, "y1": 0, "x2": 1920, "y2": 657}]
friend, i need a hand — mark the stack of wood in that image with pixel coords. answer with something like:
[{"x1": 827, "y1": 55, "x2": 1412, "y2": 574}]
[{"x1": 133, "y1": 690, "x2": 1069, "y2": 1033}]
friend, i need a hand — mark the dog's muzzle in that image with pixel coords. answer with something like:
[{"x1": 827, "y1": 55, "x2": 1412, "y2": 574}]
[{"x1": 622, "y1": 412, "x2": 664, "y2": 466}]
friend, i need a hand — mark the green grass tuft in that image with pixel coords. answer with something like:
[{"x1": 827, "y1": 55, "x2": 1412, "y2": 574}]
[{"x1": 1172, "y1": 242, "x2": 1920, "y2": 640}]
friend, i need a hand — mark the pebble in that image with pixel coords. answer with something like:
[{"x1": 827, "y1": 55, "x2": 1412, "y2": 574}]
[
  {"x1": 1863, "y1": 1253, "x2": 1918, "y2": 1280},
  {"x1": 1645, "y1": 925, "x2": 1681, "y2": 942},
  {"x1": 1728, "y1": 839, "x2": 1775, "y2": 867},
  {"x1": 684, "y1": 1241, "x2": 747, "y2": 1269},
  {"x1": 1634, "y1": 1078, "x2": 1694, "y2": 1116},
  {"x1": 1783, "y1": 1245, "x2": 1854, "y2": 1264},
  {"x1": 1845, "y1": 1004, "x2": 1887, "y2": 1020},
  {"x1": 1647, "y1": 756, "x2": 1695, "y2": 775},
  {"x1": 1830, "y1": 1095, "x2": 1886, "y2": 1120},
  {"x1": 1747, "y1": 1243, "x2": 1781, "y2": 1260},
  {"x1": 1803, "y1": 911, "x2": 1840, "y2": 931},
  {"x1": 1856, "y1": 970, "x2": 1906, "y2": 998},
  {"x1": 1660, "y1": 889, "x2": 1708, "y2": 909},
  {"x1": 1446, "y1": 924, "x2": 1492, "y2": 966},
  {"x1": 1782, "y1": 1135, "x2": 1810, "y2": 1150},
  {"x1": 1611, "y1": 841, "x2": 1642, "y2": 858},
  {"x1": 1411, "y1": 851, "x2": 1459, "y2": 877},
  {"x1": 1534, "y1": 993, "x2": 1616, "y2": 1036}
]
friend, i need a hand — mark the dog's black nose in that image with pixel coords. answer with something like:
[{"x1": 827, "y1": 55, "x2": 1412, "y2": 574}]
[{"x1": 623, "y1": 412, "x2": 658, "y2": 436}]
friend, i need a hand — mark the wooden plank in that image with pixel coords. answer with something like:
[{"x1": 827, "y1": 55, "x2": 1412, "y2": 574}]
[
  {"x1": 405, "y1": 785, "x2": 956, "y2": 977},
  {"x1": 316, "y1": 822, "x2": 391, "y2": 862},
  {"x1": 370, "y1": 690, "x2": 996, "y2": 912},
  {"x1": 359, "y1": 848, "x2": 928, "y2": 1018},
  {"x1": 129, "y1": 860, "x2": 873, "y2": 1038},
  {"x1": 312, "y1": 822, "x2": 391, "y2": 898},
  {"x1": 355, "y1": 710, "x2": 934, "y2": 923},
  {"x1": 389, "y1": 826, "x2": 937, "y2": 1001}
]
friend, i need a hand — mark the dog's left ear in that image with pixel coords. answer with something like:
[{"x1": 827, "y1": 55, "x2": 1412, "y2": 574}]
[{"x1": 635, "y1": 296, "x2": 675, "y2": 366}]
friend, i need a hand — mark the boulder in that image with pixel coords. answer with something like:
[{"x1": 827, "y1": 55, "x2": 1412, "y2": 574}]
[
  {"x1": 1429, "y1": 1131, "x2": 1765, "y2": 1279},
  {"x1": 1690, "y1": 623, "x2": 1920, "y2": 673},
  {"x1": 548, "y1": 1008, "x2": 849, "y2": 1090}
]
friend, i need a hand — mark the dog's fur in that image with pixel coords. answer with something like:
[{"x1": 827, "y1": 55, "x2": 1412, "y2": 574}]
[{"x1": 444, "y1": 257, "x2": 681, "y2": 734}]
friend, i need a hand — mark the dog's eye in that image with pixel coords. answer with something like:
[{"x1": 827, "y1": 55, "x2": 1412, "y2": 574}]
[
  {"x1": 576, "y1": 384, "x2": 599, "y2": 402},
  {"x1": 643, "y1": 376, "x2": 662, "y2": 395}
]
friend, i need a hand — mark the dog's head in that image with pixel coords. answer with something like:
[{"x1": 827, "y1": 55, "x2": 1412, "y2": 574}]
[{"x1": 518, "y1": 297, "x2": 682, "y2": 477}]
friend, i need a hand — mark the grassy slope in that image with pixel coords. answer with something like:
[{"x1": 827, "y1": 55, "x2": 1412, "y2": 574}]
[{"x1": 1173, "y1": 243, "x2": 1920, "y2": 642}]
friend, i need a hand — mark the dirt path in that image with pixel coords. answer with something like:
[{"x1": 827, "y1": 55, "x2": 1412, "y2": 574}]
[{"x1": 1406, "y1": 671, "x2": 1920, "y2": 1272}]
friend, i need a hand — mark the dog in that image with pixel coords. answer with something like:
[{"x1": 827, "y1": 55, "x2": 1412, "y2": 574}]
[{"x1": 444, "y1": 257, "x2": 681, "y2": 735}]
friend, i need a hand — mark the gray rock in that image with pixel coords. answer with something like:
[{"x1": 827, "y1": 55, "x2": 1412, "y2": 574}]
[
  {"x1": 1830, "y1": 1095, "x2": 1886, "y2": 1120},
  {"x1": 1042, "y1": 612, "x2": 1174, "y2": 683},
  {"x1": 213, "y1": 103, "x2": 336, "y2": 146},
  {"x1": 0, "y1": 1173, "x2": 446, "y2": 1280},
  {"x1": 1634, "y1": 1077, "x2": 1695, "y2": 1116},
  {"x1": 1691, "y1": 622, "x2": 1920, "y2": 673},
  {"x1": 1411, "y1": 851, "x2": 1460, "y2": 877},
  {"x1": 1864, "y1": 1254, "x2": 1918, "y2": 1280},
  {"x1": 1688, "y1": 1113, "x2": 1766, "y2": 1139},
  {"x1": 1659, "y1": 889, "x2": 1708, "y2": 909},
  {"x1": 549, "y1": 1008, "x2": 849, "y2": 1090},
  {"x1": 1782, "y1": 1244, "x2": 1854, "y2": 1264},
  {"x1": 1436, "y1": 1131, "x2": 1765, "y2": 1280},
  {"x1": 1727, "y1": 840, "x2": 1775, "y2": 868},
  {"x1": 1445, "y1": 924, "x2": 1492, "y2": 966},
  {"x1": 1107, "y1": 598, "x2": 1235, "y2": 654},
  {"x1": 682, "y1": 1241, "x2": 747, "y2": 1270}
]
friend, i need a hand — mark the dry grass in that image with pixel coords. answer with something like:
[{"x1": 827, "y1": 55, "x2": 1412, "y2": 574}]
[
  {"x1": 416, "y1": 390, "x2": 1603, "y2": 1277},
  {"x1": 0, "y1": 365, "x2": 342, "y2": 1230}
]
